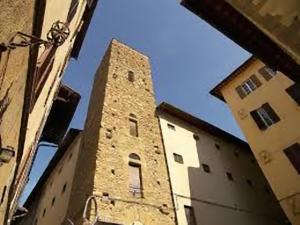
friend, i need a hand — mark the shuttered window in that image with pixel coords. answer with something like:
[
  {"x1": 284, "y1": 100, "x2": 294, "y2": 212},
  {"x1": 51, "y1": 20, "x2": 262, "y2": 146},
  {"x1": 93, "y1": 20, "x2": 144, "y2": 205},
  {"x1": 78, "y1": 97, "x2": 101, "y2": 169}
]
[
  {"x1": 30, "y1": 45, "x2": 57, "y2": 111},
  {"x1": 129, "y1": 164, "x2": 142, "y2": 197},
  {"x1": 286, "y1": 83, "x2": 300, "y2": 106},
  {"x1": 184, "y1": 206, "x2": 197, "y2": 225},
  {"x1": 67, "y1": 0, "x2": 79, "y2": 23},
  {"x1": 129, "y1": 119, "x2": 138, "y2": 137},
  {"x1": 284, "y1": 143, "x2": 300, "y2": 174},
  {"x1": 259, "y1": 66, "x2": 277, "y2": 81},
  {"x1": 236, "y1": 75, "x2": 261, "y2": 99},
  {"x1": 250, "y1": 103, "x2": 280, "y2": 130}
]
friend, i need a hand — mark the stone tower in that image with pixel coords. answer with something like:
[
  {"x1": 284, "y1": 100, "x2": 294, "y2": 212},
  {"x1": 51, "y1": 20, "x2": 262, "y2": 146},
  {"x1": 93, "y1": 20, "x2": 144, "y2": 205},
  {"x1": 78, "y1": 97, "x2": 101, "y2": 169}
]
[{"x1": 67, "y1": 40, "x2": 176, "y2": 225}]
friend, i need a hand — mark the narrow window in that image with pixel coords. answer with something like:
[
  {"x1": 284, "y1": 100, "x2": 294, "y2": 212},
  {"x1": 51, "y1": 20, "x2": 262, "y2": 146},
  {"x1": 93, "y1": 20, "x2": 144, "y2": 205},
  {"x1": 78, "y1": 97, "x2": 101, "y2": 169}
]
[
  {"x1": 67, "y1": 0, "x2": 79, "y2": 22},
  {"x1": 128, "y1": 71, "x2": 135, "y2": 82},
  {"x1": 51, "y1": 196, "x2": 56, "y2": 207},
  {"x1": 167, "y1": 123, "x2": 176, "y2": 130},
  {"x1": 193, "y1": 134, "x2": 199, "y2": 141},
  {"x1": 202, "y1": 163, "x2": 211, "y2": 173},
  {"x1": 184, "y1": 205, "x2": 197, "y2": 225},
  {"x1": 284, "y1": 143, "x2": 300, "y2": 174},
  {"x1": 129, "y1": 119, "x2": 138, "y2": 137},
  {"x1": 0, "y1": 186, "x2": 7, "y2": 205},
  {"x1": 42, "y1": 208, "x2": 46, "y2": 217},
  {"x1": 62, "y1": 183, "x2": 67, "y2": 194},
  {"x1": 129, "y1": 163, "x2": 142, "y2": 197},
  {"x1": 173, "y1": 153, "x2": 184, "y2": 164},
  {"x1": 236, "y1": 75, "x2": 261, "y2": 99},
  {"x1": 226, "y1": 172, "x2": 234, "y2": 181},
  {"x1": 246, "y1": 179, "x2": 253, "y2": 187},
  {"x1": 234, "y1": 151, "x2": 239, "y2": 158},
  {"x1": 215, "y1": 144, "x2": 220, "y2": 150},
  {"x1": 250, "y1": 103, "x2": 280, "y2": 130},
  {"x1": 259, "y1": 66, "x2": 277, "y2": 81},
  {"x1": 286, "y1": 83, "x2": 300, "y2": 106}
]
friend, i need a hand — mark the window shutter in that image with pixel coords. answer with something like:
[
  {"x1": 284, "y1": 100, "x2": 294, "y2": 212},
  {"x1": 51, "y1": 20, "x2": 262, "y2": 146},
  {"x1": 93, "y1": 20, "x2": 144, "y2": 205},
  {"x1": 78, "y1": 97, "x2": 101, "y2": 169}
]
[
  {"x1": 250, "y1": 110, "x2": 267, "y2": 130},
  {"x1": 286, "y1": 83, "x2": 300, "y2": 106},
  {"x1": 250, "y1": 74, "x2": 262, "y2": 87},
  {"x1": 284, "y1": 143, "x2": 300, "y2": 174},
  {"x1": 262, "y1": 103, "x2": 280, "y2": 123},
  {"x1": 259, "y1": 67, "x2": 272, "y2": 81},
  {"x1": 236, "y1": 86, "x2": 246, "y2": 99}
]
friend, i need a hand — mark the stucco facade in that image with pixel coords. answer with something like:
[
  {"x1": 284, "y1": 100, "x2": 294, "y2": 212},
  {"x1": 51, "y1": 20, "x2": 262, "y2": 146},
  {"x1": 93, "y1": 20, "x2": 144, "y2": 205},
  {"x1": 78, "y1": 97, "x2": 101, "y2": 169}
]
[
  {"x1": 157, "y1": 103, "x2": 287, "y2": 225},
  {"x1": 211, "y1": 58, "x2": 300, "y2": 224}
]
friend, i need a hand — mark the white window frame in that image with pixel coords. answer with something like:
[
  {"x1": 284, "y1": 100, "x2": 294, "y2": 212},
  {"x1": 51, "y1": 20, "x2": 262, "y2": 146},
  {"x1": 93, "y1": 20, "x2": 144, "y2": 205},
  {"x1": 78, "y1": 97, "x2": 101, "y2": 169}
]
[
  {"x1": 256, "y1": 107, "x2": 275, "y2": 127},
  {"x1": 241, "y1": 79, "x2": 257, "y2": 95}
]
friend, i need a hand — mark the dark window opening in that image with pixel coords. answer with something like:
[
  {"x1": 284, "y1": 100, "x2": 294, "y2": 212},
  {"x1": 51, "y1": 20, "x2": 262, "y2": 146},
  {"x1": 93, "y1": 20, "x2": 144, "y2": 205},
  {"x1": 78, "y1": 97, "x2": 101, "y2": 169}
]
[
  {"x1": 226, "y1": 172, "x2": 234, "y2": 181},
  {"x1": 184, "y1": 205, "x2": 197, "y2": 225},
  {"x1": 202, "y1": 163, "x2": 211, "y2": 173},
  {"x1": 215, "y1": 144, "x2": 220, "y2": 150},
  {"x1": 234, "y1": 151, "x2": 239, "y2": 158},
  {"x1": 193, "y1": 134, "x2": 199, "y2": 141},
  {"x1": 67, "y1": 0, "x2": 79, "y2": 22},
  {"x1": 286, "y1": 83, "x2": 300, "y2": 106},
  {"x1": 250, "y1": 103, "x2": 280, "y2": 130},
  {"x1": 167, "y1": 123, "x2": 175, "y2": 130},
  {"x1": 128, "y1": 71, "x2": 135, "y2": 82},
  {"x1": 246, "y1": 179, "x2": 253, "y2": 187},
  {"x1": 62, "y1": 183, "x2": 67, "y2": 194},
  {"x1": 284, "y1": 143, "x2": 300, "y2": 174},
  {"x1": 51, "y1": 197, "x2": 56, "y2": 207},
  {"x1": 259, "y1": 66, "x2": 277, "y2": 81},
  {"x1": 129, "y1": 153, "x2": 141, "y2": 161},
  {"x1": 173, "y1": 153, "x2": 184, "y2": 164},
  {"x1": 129, "y1": 119, "x2": 138, "y2": 137},
  {"x1": 42, "y1": 208, "x2": 46, "y2": 217}
]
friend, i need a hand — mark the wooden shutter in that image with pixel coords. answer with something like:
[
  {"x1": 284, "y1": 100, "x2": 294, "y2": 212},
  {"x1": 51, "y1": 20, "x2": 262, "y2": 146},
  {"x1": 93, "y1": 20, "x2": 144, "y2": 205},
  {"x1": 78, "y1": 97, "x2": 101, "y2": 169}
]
[
  {"x1": 250, "y1": 109, "x2": 267, "y2": 130},
  {"x1": 259, "y1": 67, "x2": 272, "y2": 81},
  {"x1": 129, "y1": 164, "x2": 141, "y2": 194},
  {"x1": 262, "y1": 103, "x2": 280, "y2": 123},
  {"x1": 286, "y1": 83, "x2": 300, "y2": 106},
  {"x1": 284, "y1": 143, "x2": 300, "y2": 174},
  {"x1": 250, "y1": 74, "x2": 262, "y2": 87},
  {"x1": 236, "y1": 85, "x2": 246, "y2": 99}
]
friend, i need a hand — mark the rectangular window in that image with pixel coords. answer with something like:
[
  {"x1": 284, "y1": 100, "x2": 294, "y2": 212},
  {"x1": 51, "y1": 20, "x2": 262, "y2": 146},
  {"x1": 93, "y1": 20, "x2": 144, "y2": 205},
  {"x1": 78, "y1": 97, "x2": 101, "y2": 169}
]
[
  {"x1": 284, "y1": 143, "x2": 300, "y2": 174},
  {"x1": 129, "y1": 164, "x2": 142, "y2": 197},
  {"x1": 128, "y1": 71, "x2": 134, "y2": 82},
  {"x1": 226, "y1": 172, "x2": 234, "y2": 181},
  {"x1": 236, "y1": 75, "x2": 262, "y2": 99},
  {"x1": 173, "y1": 153, "x2": 184, "y2": 164},
  {"x1": 129, "y1": 119, "x2": 138, "y2": 137},
  {"x1": 184, "y1": 206, "x2": 197, "y2": 225},
  {"x1": 286, "y1": 83, "x2": 300, "y2": 106},
  {"x1": 259, "y1": 66, "x2": 277, "y2": 81},
  {"x1": 250, "y1": 103, "x2": 280, "y2": 130},
  {"x1": 167, "y1": 123, "x2": 176, "y2": 130},
  {"x1": 202, "y1": 163, "x2": 211, "y2": 173}
]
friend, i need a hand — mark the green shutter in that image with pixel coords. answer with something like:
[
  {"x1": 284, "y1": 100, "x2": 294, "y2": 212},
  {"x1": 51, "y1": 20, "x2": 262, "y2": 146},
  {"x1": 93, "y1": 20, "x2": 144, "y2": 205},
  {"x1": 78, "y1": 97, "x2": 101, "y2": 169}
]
[
  {"x1": 236, "y1": 85, "x2": 246, "y2": 99},
  {"x1": 250, "y1": 74, "x2": 262, "y2": 87},
  {"x1": 262, "y1": 103, "x2": 280, "y2": 123},
  {"x1": 259, "y1": 67, "x2": 272, "y2": 81},
  {"x1": 250, "y1": 110, "x2": 267, "y2": 130}
]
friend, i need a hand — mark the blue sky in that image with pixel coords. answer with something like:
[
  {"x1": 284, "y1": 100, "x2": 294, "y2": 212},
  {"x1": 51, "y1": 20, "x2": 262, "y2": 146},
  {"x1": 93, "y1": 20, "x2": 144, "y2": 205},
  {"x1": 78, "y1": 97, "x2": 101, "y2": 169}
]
[{"x1": 20, "y1": 0, "x2": 250, "y2": 204}]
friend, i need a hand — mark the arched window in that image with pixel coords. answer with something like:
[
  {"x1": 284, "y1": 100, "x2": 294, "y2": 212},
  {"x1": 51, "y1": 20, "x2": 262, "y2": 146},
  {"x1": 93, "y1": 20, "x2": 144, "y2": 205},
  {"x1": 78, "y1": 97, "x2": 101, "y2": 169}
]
[
  {"x1": 129, "y1": 114, "x2": 138, "y2": 137},
  {"x1": 128, "y1": 153, "x2": 142, "y2": 197}
]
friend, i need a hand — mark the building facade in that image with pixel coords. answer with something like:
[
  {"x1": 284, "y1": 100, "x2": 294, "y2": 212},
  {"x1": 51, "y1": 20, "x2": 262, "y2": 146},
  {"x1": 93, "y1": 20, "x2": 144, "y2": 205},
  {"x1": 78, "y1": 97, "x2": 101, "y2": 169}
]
[
  {"x1": 157, "y1": 102, "x2": 287, "y2": 225},
  {"x1": 180, "y1": 0, "x2": 300, "y2": 83},
  {"x1": 211, "y1": 57, "x2": 300, "y2": 225},
  {"x1": 0, "y1": 0, "x2": 98, "y2": 224}
]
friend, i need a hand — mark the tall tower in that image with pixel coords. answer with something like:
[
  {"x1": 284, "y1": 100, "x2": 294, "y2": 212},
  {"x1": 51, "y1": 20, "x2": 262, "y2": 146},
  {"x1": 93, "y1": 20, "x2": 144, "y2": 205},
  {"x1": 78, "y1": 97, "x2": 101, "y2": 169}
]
[{"x1": 67, "y1": 40, "x2": 176, "y2": 225}]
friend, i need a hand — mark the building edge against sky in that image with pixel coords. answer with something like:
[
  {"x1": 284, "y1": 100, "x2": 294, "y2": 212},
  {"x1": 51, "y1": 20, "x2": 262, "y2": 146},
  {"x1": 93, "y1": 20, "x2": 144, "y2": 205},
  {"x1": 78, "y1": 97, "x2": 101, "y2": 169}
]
[{"x1": 210, "y1": 57, "x2": 300, "y2": 225}]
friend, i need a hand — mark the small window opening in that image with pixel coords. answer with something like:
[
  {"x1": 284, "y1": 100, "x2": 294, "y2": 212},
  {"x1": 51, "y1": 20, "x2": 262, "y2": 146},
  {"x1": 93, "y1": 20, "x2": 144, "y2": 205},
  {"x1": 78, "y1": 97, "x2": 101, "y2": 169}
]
[
  {"x1": 202, "y1": 164, "x2": 211, "y2": 173},
  {"x1": 128, "y1": 71, "x2": 134, "y2": 82},
  {"x1": 173, "y1": 153, "x2": 184, "y2": 164},
  {"x1": 167, "y1": 123, "x2": 175, "y2": 130}
]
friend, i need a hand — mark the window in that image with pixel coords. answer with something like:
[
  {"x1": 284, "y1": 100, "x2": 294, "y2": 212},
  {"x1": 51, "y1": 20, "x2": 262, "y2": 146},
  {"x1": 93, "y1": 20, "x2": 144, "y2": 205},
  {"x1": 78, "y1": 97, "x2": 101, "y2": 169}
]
[
  {"x1": 193, "y1": 134, "x2": 199, "y2": 141},
  {"x1": 250, "y1": 103, "x2": 280, "y2": 130},
  {"x1": 234, "y1": 151, "x2": 239, "y2": 158},
  {"x1": 184, "y1": 206, "x2": 197, "y2": 225},
  {"x1": 42, "y1": 208, "x2": 46, "y2": 217},
  {"x1": 202, "y1": 163, "x2": 211, "y2": 173},
  {"x1": 0, "y1": 186, "x2": 7, "y2": 205},
  {"x1": 226, "y1": 172, "x2": 234, "y2": 181},
  {"x1": 128, "y1": 71, "x2": 134, "y2": 82},
  {"x1": 246, "y1": 179, "x2": 253, "y2": 187},
  {"x1": 236, "y1": 75, "x2": 262, "y2": 99},
  {"x1": 30, "y1": 45, "x2": 57, "y2": 112},
  {"x1": 51, "y1": 196, "x2": 56, "y2": 207},
  {"x1": 259, "y1": 66, "x2": 277, "y2": 81},
  {"x1": 62, "y1": 183, "x2": 67, "y2": 194},
  {"x1": 67, "y1": 0, "x2": 79, "y2": 22},
  {"x1": 129, "y1": 119, "x2": 138, "y2": 137},
  {"x1": 173, "y1": 153, "x2": 184, "y2": 164},
  {"x1": 167, "y1": 123, "x2": 176, "y2": 130},
  {"x1": 215, "y1": 144, "x2": 220, "y2": 150},
  {"x1": 286, "y1": 83, "x2": 300, "y2": 106},
  {"x1": 129, "y1": 154, "x2": 142, "y2": 197},
  {"x1": 284, "y1": 143, "x2": 300, "y2": 174}
]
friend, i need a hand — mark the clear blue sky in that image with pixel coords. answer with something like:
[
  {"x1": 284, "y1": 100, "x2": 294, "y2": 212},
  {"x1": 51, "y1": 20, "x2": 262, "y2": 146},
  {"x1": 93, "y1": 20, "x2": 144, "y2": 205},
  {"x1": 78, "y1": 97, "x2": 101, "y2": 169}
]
[{"x1": 20, "y1": 0, "x2": 250, "y2": 204}]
